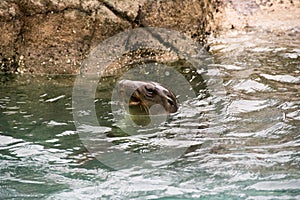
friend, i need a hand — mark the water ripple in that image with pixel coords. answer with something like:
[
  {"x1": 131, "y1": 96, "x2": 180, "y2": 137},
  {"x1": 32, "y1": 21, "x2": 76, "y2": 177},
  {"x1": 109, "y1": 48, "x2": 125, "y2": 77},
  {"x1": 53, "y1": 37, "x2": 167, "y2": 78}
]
[
  {"x1": 261, "y1": 74, "x2": 300, "y2": 84},
  {"x1": 0, "y1": 30, "x2": 300, "y2": 199}
]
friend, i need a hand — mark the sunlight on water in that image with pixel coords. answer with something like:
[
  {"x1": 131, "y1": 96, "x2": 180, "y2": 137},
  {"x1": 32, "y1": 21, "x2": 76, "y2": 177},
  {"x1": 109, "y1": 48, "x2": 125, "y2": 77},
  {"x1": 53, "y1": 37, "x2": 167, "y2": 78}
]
[{"x1": 0, "y1": 31, "x2": 300, "y2": 199}]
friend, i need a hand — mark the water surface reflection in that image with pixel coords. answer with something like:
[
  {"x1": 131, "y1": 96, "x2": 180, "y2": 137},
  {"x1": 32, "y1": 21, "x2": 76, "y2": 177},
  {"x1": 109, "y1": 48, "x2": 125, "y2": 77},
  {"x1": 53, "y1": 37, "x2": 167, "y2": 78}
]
[{"x1": 0, "y1": 31, "x2": 300, "y2": 199}]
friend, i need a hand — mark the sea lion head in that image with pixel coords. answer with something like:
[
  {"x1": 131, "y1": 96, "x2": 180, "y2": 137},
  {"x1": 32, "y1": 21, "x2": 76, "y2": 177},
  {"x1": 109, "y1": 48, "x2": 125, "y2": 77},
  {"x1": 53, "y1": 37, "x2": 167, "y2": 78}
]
[{"x1": 117, "y1": 80, "x2": 178, "y2": 116}]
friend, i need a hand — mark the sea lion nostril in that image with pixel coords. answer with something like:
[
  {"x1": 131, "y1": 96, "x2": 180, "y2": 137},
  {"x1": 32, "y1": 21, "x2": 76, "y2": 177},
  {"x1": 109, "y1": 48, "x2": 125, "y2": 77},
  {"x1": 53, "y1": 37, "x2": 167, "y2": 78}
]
[{"x1": 167, "y1": 98, "x2": 174, "y2": 106}]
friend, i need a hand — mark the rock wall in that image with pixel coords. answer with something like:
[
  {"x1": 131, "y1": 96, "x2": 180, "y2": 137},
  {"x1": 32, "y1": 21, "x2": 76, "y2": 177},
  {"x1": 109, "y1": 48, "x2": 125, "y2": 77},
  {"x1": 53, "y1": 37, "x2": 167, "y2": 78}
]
[
  {"x1": 0, "y1": 0, "x2": 217, "y2": 74},
  {"x1": 1, "y1": 0, "x2": 298, "y2": 74}
]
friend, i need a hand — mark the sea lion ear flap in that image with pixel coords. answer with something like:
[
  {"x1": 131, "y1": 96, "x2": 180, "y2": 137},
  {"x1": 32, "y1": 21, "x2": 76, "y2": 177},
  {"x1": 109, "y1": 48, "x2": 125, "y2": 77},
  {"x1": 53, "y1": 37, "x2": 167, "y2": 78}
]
[
  {"x1": 129, "y1": 101, "x2": 140, "y2": 106},
  {"x1": 129, "y1": 101, "x2": 150, "y2": 116},
  {"x1": 129, "y1": 94, "x2": 141, "y2": 106}
]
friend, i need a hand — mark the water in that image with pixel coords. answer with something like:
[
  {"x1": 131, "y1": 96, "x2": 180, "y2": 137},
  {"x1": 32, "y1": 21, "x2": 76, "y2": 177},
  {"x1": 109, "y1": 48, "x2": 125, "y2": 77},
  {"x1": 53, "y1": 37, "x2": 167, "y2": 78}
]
[{"x1": 1, "y1": 31, "x2": 300, "y2": 199}]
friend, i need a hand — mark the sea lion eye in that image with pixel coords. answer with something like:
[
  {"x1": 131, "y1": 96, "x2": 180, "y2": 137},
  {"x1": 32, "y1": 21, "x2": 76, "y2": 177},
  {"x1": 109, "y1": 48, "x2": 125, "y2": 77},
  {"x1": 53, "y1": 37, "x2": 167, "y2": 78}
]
[
  {"x1": 144, "y1": 85, "x2": 155, "y2": 96},
  {"x1": 146, "y1": 87, "x2": 154, "y2": 93}
]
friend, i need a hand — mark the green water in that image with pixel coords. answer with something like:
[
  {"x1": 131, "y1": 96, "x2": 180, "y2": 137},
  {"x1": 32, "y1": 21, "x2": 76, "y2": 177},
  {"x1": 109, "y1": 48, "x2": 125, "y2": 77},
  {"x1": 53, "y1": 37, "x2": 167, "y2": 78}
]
[{"x1": 1, "y1": 31, "x2": 300, "y2": 199}]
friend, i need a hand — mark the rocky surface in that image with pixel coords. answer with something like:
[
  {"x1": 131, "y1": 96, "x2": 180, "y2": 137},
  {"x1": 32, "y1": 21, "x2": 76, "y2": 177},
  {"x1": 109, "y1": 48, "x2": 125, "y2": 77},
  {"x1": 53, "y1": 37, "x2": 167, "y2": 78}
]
[
  {"x1": 0, "y1": 0, "x2": 216, "y2": 74},
  {"x1": 0, "y1": 0, "x2": 299, "y2": 74}
]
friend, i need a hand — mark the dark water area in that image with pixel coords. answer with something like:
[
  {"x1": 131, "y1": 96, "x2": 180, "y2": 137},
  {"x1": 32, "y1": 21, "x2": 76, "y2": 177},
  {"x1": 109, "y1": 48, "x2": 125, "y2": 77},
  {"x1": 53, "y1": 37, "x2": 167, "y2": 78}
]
[{"x1": 0, "y1": 31, "x2": 299, "y2": 199}]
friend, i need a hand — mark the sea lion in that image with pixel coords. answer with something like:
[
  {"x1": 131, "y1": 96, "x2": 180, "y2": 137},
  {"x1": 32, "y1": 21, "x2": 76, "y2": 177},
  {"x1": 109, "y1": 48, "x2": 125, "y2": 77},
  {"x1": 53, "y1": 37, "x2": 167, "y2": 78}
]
[{"x1": 117, "y1": 80, "x2": 178, "y2": 119}]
